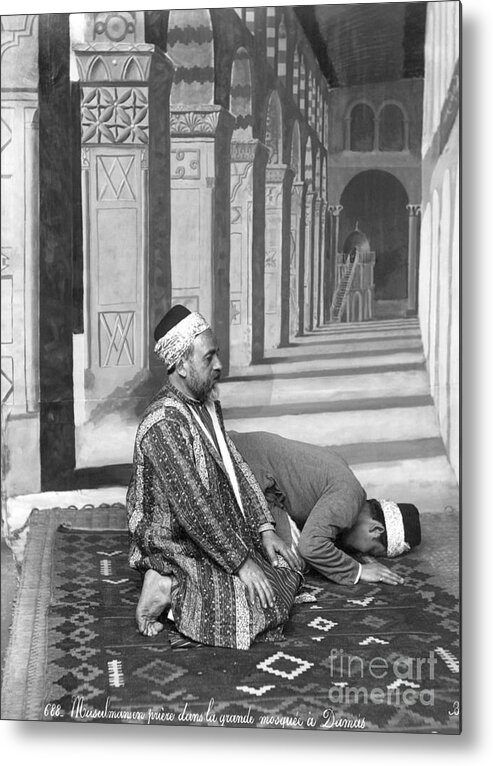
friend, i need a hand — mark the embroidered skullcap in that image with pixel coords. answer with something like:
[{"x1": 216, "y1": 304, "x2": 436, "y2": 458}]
[
  {"x1": 154, "y1": 304, "x2": 210, "y2": 372},
  {"x1": 374, "y1": 500, "x2": 421, "y2": 558}
]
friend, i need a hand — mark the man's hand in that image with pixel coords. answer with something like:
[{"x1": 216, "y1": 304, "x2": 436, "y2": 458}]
[
  {"x1": 237, "y1": 557, "x2": 276, "y2": 608},
  {"x1": 359, "y1": 562, "x2": 404, "y2": 586},
  {"x1": 261, "y1": 530, "x2": 302, "y2": 572}
]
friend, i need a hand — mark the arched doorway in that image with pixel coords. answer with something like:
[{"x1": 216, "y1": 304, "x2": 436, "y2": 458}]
[{"x1": 339, "y1": 170, "x2": 409, "y2": 318}]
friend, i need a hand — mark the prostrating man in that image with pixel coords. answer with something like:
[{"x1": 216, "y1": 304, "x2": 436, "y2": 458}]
[
  {"x1": 127, "y1": 306, "x2": 302, "y2": 650},
  {"x1": 229, "y1": 431, "x2": 421, "y2": 587}
]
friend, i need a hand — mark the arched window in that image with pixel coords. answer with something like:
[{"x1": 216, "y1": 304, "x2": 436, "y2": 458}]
[
  {"x1": 349, "y1": 103, "x2": 375, "y2": 151},
  {"x1": 378, "y1": 103, "x2": 406, "y2": 151}
]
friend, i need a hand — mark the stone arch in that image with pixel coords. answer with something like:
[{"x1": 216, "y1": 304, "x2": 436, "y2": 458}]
[
  {"x1": 377, "y1": 101, "x2": 407, "y2": 151},
  {"x1": 167, "y1": 9, "x2": 214, "y2": 106},
  {"x1": 348, "y1": 102, "x2": 376, "y2": 151},
  {"x1": 87, "y1": 55, "x2": 111, "y2": 81},
  {"x1": 230, "y1": 47, "x2": 253, "y2": 140},
  {"x1": 340, "y1": 170, "x2": 409, "y2": 309},
  {"x1": 265, "y1": 90, "x2": 283, "y2": 165}
]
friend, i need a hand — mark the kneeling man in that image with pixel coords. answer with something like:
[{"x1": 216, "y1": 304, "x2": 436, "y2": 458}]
[
  {"x1": 127, "y1": 306, "x2": 302, "y2": 649},
  {"x1": 229, "y1": 431, "x2": 421, "y2": 587}
]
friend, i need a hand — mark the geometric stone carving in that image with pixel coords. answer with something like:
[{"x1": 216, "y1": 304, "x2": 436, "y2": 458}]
[
  {"x1": 1, "y1": 14, "x2": 36, "y2": 55},
  {"x1": 1, "y1": 247, "x2": 11, "y2": 272},
  {"x1": 93, "y1": 11, "x2": 140, "y2": 44},
  {"x1": 98, "y1": 311, "x2": 135, "y2": 366},
  {"x1": 230, "y1": 299, "x2": 241, "y2": 325},
  {"x1": 171, "y1": 149, "x2": 201, "y2": 180},
  {"x1": 170, "y1": 107, "x2": 221, "y2": 137},
  {"x1": 1, "y1": 355, "x2": 13, "y2": 404},
  {"x1": 81, "y1": 87, "x2": 148, "y2": 144},
  {"x1": 96, "y1": 155, "x2": 136, "y2": 200},
  {"x1": 1, "y1": 111, "x2": 13, "y2": 154},
  {"x1": 74, "y1": 43, "x2": 154, "y2": 83}
]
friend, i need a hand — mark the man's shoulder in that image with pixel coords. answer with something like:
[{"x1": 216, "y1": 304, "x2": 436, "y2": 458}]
[{"x1": 138, "y1": 390, "x2": 192, "y2": 436}]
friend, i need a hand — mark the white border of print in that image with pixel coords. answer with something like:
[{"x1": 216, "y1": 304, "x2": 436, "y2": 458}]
[{"x1": 2, "y1": 0, "x2": 490, "y2": 762}]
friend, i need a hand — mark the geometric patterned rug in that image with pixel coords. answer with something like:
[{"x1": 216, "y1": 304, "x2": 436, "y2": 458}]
[{"x1": 1, "y1": 505, "x2": 460, "y2": 733}]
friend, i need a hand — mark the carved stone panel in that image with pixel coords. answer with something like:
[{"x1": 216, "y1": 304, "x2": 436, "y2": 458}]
[{"x1": 81, "y1": 86, "x2": 149, "y2": 144}]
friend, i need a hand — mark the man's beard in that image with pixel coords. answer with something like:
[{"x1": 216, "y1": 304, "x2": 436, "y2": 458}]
[{"x1": 188, "y1": 368, "x2": 220, "y2": 404}]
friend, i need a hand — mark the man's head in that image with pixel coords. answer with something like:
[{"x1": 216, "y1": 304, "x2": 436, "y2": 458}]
[
  {"x1": 341, "y1": 499, "x2": 421, "y2": 558},
  {"x1": 154, "y1": 305, "x2": 222, "y2": 403}
]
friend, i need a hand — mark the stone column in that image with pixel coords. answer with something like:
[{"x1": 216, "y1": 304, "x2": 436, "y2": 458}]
[
  {"x1": 406, "y1": 204, "x2": 421, "y2": 316},
  {"x1": 327, "y1": 204, "x2": 343, "y2": 322},
  {"x1": 303, "y1": 190, "x2": 315, "y2": 331},
  {"x1": 318, "y1": 200, "x2": 328, "y2": 327},
  {"x1": 229, "y1": 139, "x2": 268, "y2": 370},
  {"x1": 289, "y1": 181, "x2": 305, "y2": 340},
  {"x1": 170, "y1": 106, "x2": 235, "y2": 371},
  {"x1": 265, "y1": 164, "x2": 292, "y2": 350},
  {"x1": 311, "y1": 196, "x2": 322, "y2": 330},
  {"x1": 74, "y1": 13, "x2": 173, "y2": 454}
]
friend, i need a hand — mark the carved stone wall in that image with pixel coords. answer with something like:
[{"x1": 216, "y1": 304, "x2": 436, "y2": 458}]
[
  {"x1": 1, "y1": 15, "x2": 40, "y2": 495},
  {"x1": 73, "y1": 13, "x2": 173, "y2": 469}
]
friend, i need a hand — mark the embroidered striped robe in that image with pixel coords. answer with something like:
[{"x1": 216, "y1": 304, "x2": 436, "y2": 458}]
[{"x1": 127, "y1": 385, "x2": 300, "y2": 649}]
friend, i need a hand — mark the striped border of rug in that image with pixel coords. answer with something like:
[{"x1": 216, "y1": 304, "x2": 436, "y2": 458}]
[{"x1": 1, "y1": 504, "x2": 127, "y2": 720}]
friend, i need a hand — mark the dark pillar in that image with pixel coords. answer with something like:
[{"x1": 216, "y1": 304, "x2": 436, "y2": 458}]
[{"x1": 38, "y1": 14, "x2": 76, "y2": 490}]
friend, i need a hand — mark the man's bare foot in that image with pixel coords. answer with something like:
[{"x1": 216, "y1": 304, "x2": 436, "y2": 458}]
[{"x1": 136, "y1": 570, "x2": 172, "y2": 637}]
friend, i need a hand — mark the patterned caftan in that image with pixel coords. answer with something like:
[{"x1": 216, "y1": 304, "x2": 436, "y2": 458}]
[{"x1": 127, "y1": 385, "x2": 301, "y2": 649}]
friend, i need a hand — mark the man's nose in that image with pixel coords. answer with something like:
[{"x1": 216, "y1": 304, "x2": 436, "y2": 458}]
[{"x1": 213, "y1": 354, "x2": 222, "y2": 371}]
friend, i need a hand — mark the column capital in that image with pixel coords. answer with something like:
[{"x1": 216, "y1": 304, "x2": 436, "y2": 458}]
[
  {"x1": 74, "y1": 43, "x2": 173, "y2": 146},
  {"x1": 266, "y1": 163, "x2": 294, "y2": 185},
  {"x1": 328, "y1": 204, "x2": 343, "y2": 216},
  {"x1": 231, "y1": 139, "x2": 268, "y2": 163},
  {"x1": 170, "y1": 105, "x2": 234, "y2": 138},
  {"x1": 406, "y1": 203, "x2": 422, "y2": 216}
]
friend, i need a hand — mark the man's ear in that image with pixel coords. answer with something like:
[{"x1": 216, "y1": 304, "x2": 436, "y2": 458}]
[
  {"x1": 369, "y1": 520, "x2": 385, "y2": 536},
  {"x1": 175, "y1": 357, "x2": 187, "y2": 379}
]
